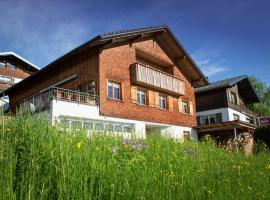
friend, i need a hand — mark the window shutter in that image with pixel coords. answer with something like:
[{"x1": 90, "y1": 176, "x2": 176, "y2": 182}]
[
  {"x1": 167, "y1": 96, "x2": 173, "y2": 111},
  {"x1": 178, "y1": 98, "x2": 182, "y2": 113},
  {"x1": 131, "y1": 86, "x2": 137, "y2": 103},
  {"x1": 189, "y1": 101, "x2": 194, "y2": 115},
  {"x1": 147, "y1": 90, "x2": 155, "y2": 107},
  {"x1": 154, "y1": 92, "x2": 159, "y2": 107}
]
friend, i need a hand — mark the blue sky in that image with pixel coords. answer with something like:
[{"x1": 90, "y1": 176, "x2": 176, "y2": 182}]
[{"x1": 0, "y1": 0, "x2": 269, "y2": 85}]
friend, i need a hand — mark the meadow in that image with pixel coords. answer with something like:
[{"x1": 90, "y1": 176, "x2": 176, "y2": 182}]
[{"x1": 0, "y1": 114, "x2": 269, "y2": 200}]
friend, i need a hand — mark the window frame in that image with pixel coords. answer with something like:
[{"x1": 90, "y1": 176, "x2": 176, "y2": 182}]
[
  {"x1": 233, "y1": 114, "x2": 240, "y2": 121},
  {"x1": 230, "y1": 92, "x2": 238, "y2": 104},
  {"x1": 182, "y1": 100, "x2": 190, "y2": 114},
  {"x1": 159, "y1": 94, "x2": 167, "y2": 110},
  {"x1": 136, "y1": 88, "x2": 146, "y2": 105},
  {"x1": 107, "y1": 80, "x2": 121, "y2": 100}
]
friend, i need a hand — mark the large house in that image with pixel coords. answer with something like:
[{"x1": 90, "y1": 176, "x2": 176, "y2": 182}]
[
  {"x1": 0, "y1": 52, "x2": 39, "y2": 108},
  {"x1": 2, "y1": 26, "x2": 208, "y2": 139},
  {"x1": 194, "y1": 75, "x2": 260, "y2": 151}
]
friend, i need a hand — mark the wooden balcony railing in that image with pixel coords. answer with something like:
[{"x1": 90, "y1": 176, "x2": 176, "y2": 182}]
[
  {"x1": 130, "y1": 63, "x2": 185, "y2": 95},
  {"x1": 20, "y1": 87, "x2": 99, "y2": 112}
]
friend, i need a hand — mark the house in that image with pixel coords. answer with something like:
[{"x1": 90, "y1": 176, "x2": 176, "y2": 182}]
[
  {"x1": 2, "y1": 25, "x2": 208, "y2": 139},
  {"x1": 0, "y1": 52, "x2": 39, "y2": 109},
  {"x1": 194, "y1": 75, "x2": 260, "y2": 151}
]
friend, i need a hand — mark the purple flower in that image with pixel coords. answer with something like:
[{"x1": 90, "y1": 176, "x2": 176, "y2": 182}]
[
  {"x1": 136, "y1": 143, "x2": 143, "y2": 150},
  {"x1": 143, "y1": 144, "x2": 149, "y2": 150},
  {"x1": 131, "y1": 144, "x2": 137, "y2": 150},
  {"x1": 122, "y1": 139, "x2": 129, "y2": 145},
  {"x1": 112, "y1": 146, "x2": 118, "y2": 154}
]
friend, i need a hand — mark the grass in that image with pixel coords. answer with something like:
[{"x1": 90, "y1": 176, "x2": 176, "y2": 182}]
[{"x1": 0, "y1": 114, "x2": 270, "y2": 200}]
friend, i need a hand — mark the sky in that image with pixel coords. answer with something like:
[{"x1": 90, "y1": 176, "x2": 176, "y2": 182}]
[{"x1": 0, "y1": 0, "x2": 269, "y2": 85}]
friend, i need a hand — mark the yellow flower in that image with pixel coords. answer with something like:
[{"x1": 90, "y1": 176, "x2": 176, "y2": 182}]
[
  {"x1": 266, "y1": 164, "x2": 270, "y2": 170},
  {"x1": 76, "y1": 142, "x2": 83, "y2": 149}
]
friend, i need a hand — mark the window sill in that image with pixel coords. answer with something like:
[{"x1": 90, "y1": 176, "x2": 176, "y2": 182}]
[
  {"x1": 107, "y1": 97, "x2": 123, "y2": 102},
  {"x1": 180, "y1": 112, "x2": 193, "y2": 116}
]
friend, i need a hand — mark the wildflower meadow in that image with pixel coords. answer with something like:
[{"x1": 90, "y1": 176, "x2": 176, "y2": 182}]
[{"x1": 0, "y1": 114, "x2": 270, "y2": 199}]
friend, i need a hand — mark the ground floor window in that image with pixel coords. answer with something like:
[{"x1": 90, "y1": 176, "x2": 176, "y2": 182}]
[
  {"x1": 197, "y1": 113, "x2": 223, "y2": 125},
  {"x1": 58, "y1": 117, "x2": 133, "y2": 134}
]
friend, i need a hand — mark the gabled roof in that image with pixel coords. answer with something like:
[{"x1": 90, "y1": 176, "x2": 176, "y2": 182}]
[
  {"x1": 195, "y1": 75, "x2": 260, "y2": 103},
  {"x1": 2, "y1": 25, "x2": 208, "y2": 96},
  {"x1": 0, "y1": 52, "x2": 39, "y2": 71}
]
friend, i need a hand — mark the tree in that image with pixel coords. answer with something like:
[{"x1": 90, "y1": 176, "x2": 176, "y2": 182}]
[{"x1": 249, "y1": 76, "x2": 270, "y2": 116}]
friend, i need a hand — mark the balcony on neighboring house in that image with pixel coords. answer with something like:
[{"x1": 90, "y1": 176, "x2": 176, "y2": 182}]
[
  {"x1": 228, "y1": 101, "x2": 258, "y2": 118},
  {"x1": 130, "y1": 63, "x2": 185, "y2": 96},
  {"x1": 20, "y1": 87, "x2": 99, "y2": 112}
]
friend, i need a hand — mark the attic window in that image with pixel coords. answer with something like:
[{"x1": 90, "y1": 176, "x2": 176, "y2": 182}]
[{"x1": 10, "y1": 64, "x2": 16, "y2": 70}]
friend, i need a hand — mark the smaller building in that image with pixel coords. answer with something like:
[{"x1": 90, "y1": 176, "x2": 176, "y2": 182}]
[
  {"x1": 0, "y1": 52, "x2": 39, "y2": 108},
  {"x1": 194, "y1": 75, "x2": 260, "y2": 152}
]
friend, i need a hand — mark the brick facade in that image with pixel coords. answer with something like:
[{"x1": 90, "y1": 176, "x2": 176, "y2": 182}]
[{"x1": 99, "y1": 39, "x2": 196, "y2": 127}]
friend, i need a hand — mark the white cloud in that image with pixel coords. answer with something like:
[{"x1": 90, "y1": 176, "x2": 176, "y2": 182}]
[
  {"x1": 192, "y1": 47, "x2": 228, "y2": 77},
  {"x1": 0, "y1": 0, "x2": 92, "y2": 67}
]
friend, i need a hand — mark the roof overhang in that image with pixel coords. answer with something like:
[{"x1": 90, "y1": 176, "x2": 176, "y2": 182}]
[
  {"x1": 0, "y1": 52, "x2": 39, "y2": 71},
  {"x1": 1, "y1": 25, "x2": 208, "y2": 97},
  {"x1": 194, "y1": 120, "x2": 256, "y2": 133},
  {"x1": 195, "y1": 75, "x2": 260, "y2": 104}
]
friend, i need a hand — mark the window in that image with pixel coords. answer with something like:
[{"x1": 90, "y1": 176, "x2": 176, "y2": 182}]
[
  {"x1": 60, "y1": 119, "x2": 70, "y2": 129},
  {"x1": 230, "y1": 92, "x2": 237, "y2": 104},
  {"x1": 198, "y1": 113, "x2": 223, "y2": 125},
  {"x1": 233, "y1": 114, "x2": 240, "y2": 121},
  {"x1": 209, "y1": 114, "x2": 217, "y2": 124},
  {"x1": 83, "y1": 122, "x2": 93, "y2": 130},
  {"x1": 95, "y1": 123, "x2": 104, "y2": 132},
  {"x1": 88, "y1": 81, "x2": 95, "y2": 95},
  {"x1": 10, "y1": 64, "x2": 16, "y2": 70},
  {"x1": 72, "y1": 121, "x2": 82, "y2": 130},
  {"x1": 108, "y1": 81, "x2": 121, "y2": 100},
  {"x1": 123, "y1": 125, "x2": 132, "y2": 133},
  {"x1": 182, "y1": 100, "x2": 189, "y2": 114},
  {"x1": 137, "y1": 89, "x2": 146, "y2": 105},
  {"x1": 113, "y1": 124, "x2": 123, "y2": 133},
  {"x1": 159, "y1": 95, "x2": 166, "y2": 109},
  {"x1": 105, "y1": 124, "x2": 113, "y2": 133},
  {"x1": 201, "y1": 115, "x2": 209, "y2": 125}
]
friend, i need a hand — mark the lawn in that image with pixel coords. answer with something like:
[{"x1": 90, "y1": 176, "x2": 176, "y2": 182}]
[{"x1": 0, "y1": 114, "x2": 269, "y2": 199}]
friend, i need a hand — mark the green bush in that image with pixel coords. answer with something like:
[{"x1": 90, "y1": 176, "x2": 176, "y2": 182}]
[
  {"x1": 254, "y1": 125, "x2": 270, "y2": 150},
  {"x1": 0, "y1": 114, "x2": 270, "y2": 200}
]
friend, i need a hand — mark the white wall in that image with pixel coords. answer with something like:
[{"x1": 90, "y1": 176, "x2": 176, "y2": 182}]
[
  {"x1": 51, "y1": 99, "x2": 197, "y2": 141},
  {"x1": 197, "y1": 108, "x2": 230, "y2": 122},
  {"x1": 197, "y1": 107, "x2": 250, "y2": 123},
  {"x1": 228, "y1": 108, "x2": 250, "y2": 123}
]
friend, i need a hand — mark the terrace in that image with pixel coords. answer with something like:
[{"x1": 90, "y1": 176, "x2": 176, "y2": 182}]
[{"x1": 20, "y1": 87, "x2": 99, "y2": 112}]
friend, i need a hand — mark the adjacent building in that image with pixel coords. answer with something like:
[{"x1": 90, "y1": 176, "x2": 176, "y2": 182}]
[
  {"x1": 194, "y1": 75, "x2": 260, "y2": 150},
  {"x1": 0, "y1": 52, "x2": 39, "y2": 109},
  {"x1": 2, "y1": 26, "x2": 208, "y2": 139}
]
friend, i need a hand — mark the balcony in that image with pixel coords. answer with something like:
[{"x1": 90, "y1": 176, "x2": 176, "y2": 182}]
[
  {"x1": 20, "y1": 87, "x2": 99, "y2": 112},
  {"x1": 130, "y1": 63, "x2": 185, "y2": 96},
  {"x1": 228, "y1": 102, "x2": 257, "y2": 117}
]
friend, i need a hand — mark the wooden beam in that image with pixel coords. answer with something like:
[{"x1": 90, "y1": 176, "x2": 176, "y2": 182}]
[
  {"x1": 99, "y1": 39, "x2": 114, "y2": 53},
  {"x1": 129, "y1": 34, "x2": 143, "y2": 46}
]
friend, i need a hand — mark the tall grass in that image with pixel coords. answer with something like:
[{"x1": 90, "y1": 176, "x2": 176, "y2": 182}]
[{"x1": 0, "y1": 114, "x2": 270, "y2": 200}]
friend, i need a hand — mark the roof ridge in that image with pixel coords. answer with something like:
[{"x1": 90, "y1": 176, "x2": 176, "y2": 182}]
[{"x1": 100, "y1": 25, "x2": 168, "y2": 37}]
